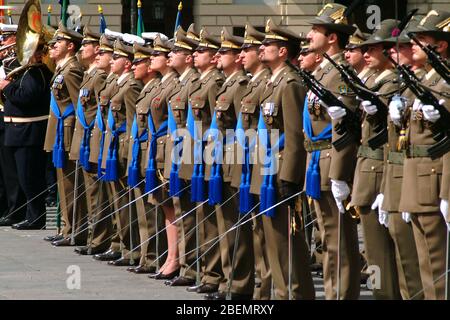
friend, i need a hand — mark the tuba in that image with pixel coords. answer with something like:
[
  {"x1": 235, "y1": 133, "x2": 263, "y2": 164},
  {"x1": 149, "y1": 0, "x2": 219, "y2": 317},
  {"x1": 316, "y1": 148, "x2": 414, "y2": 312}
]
[{"x1": 6, "y1": 0, "x2": 55, "y2": 80}]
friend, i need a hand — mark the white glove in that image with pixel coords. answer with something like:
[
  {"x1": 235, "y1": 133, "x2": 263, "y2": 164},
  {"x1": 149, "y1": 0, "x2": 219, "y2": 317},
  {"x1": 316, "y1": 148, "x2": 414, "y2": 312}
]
[
  {"x1": 422, "y1": 104, "x2": 441, "y2": 123},
  {"x1": 371, "y1": 193, "x2": 388, "y2": 228},
  {"x1": 362, "y1": 100, "x2": 378, "y2": 115},
  {"x1": 331, "y1": 179, "x2": 350, "y2": 214},
  {"x1": 388, "y1": 99, "x2": 403, "y2": 126},
  {"x1": 440, "y1": 199, "x2": 450, "y2": 231},
  {"x1": 327, "y1": 106, "x2": 346, "y2": 121},
  {"x1": 402, "y1": 212, "x2": 411, "y2": 223}
]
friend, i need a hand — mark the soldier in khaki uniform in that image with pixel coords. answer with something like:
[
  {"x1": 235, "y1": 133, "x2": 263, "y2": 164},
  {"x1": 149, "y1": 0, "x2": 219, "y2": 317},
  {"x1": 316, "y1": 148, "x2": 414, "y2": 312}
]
[
  {"x1": 345, "y1": 20, "x2": 402, "y2": 299},
  {"x1": 305, "y1": 4, "x2": 361, "y2": 299},
  {"x1": 91, "y1": 35, "x2": 123, "y2": 261},
  {"x1": 396, "y1": 10, "x2": 450, "y2": 299},
  {"x1": 43, "y1": 23, "x2": 88, "y2": 246},
  {"x1": 201, "y1": 27, "x2": 253, "y2": 300},
  {"x1": 137, "y1": 36, "x2": 179, "y2": 280},
  {"x1": 232, "y1": 23, "x2": 272, "y2": 300},
  {"x1": 378, "y1": 20, "x2": 425, "y2": 300},
  {"x1": 182, "y1": 28, "x2": 225, "y2": 295},
  {"x1": 126, "y1": 41, "x2": 167, "y2": 274},
  {"x1": 69, "y1": 27, "x2": 111, "y2": 255},
  {"x1": 164, "y1": 25, "x2": 201, "y2": 287},
  {"x1": 101, "y1": 38, "x2": 142, "y2": 266},
  {"x1": 254, "y1": 18, "x2": 315, "y2": 300}
]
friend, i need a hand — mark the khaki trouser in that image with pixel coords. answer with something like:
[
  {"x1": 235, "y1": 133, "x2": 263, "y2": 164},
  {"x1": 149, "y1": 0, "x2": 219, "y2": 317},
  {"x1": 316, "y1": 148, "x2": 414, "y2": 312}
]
[
  {"x1": 56, "y1": 158, "x2": 88, "y2": 244},
  {"x1": 253, "y1": 212, "x2": 272, "y2": 300},
  {"x1": 314, "y1": 191, "x2": 360, "y2": 300},
  {"x1": 410, "y1": 213, "x2": 448, "y2": 300},
  {"x1": 173, "y1": 190, "x2": 197, "y2": 280},
  {"x1": 261, "y1": 199, "x2": 315, "y2": 300},
  {"x1": 215, "y1": 183, "x2": 255, "y2": 295},
  {"x1": 388, "y1": 212, "x2": 424, "y2": 300},
  {"x1": 198, "y1": 201, "x2": 223, "y2": 286},
  {"x1": 359, "y1": 206, "x2": 401, "y2": 299},
  {"x1": 134, "y1": 184, "x2": 167, "y2": 268},
  {"x1": 82, "y1": 167, "x2": 113, "y2": 252}
]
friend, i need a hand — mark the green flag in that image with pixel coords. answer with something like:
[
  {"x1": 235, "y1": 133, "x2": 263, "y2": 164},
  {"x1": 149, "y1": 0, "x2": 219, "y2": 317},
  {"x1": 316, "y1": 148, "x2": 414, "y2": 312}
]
[
  {"x1": 59, "y1": 0, "x2": 69, "y2": 27},
  {"x1": 137, "y1": 0, "x2": 144, "y2": 36}
]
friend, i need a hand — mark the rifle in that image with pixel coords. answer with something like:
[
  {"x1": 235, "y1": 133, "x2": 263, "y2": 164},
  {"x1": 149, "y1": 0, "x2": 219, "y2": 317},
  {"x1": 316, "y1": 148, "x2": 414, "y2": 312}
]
[
  {"x1": 408, "y1": 32, "x2": 450, "y2": 83},
  {"x1": 287, "y1": 60, "x2": 361, "y2": 151},
  {"x1": 385, "y1": 51, "x2": 450, "y2": 159},
  {"x1": 323, "y1": 53, "x2": 389, "y2": 150}
]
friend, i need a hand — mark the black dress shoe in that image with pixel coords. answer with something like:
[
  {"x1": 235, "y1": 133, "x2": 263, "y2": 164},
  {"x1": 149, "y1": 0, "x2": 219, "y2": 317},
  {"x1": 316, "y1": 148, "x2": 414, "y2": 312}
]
[
  {"x1": 0, "y1": 217, "x2": 20, "y2": 227},
  {"x1": 107, "y1": 257, "x2": 137, "y2": 266},
  {"x1": 52, "y1": 238, "x2": 73, "y2": 246},
  {"x1": 148, "y1": 272, "x2": 161, "y2": 279},
  {"x1": 129, "y1": 265, "x2": 156, "y2": 274},
  {"x1": 44, "y1": 234, "x2": 64, "y2": 242},
  {"x1": 186, "y1": 283, "x2": 203, "y2": 292},
  {"x1": 93, "y1": 250, "x2": 122, "y2": 261},
  {"x1": 13, "y1": 220, "x2": 45, "y2": 230},
  {"x1": 195, "y1": 283, "x2": 219, "y2": 294},
  {"x1": 75, "y1": 246, "x2": 106, "y2": 255},
  {"x1": 204, "y1": 292, "x2": 219, "y2": 300},
  {"x1": 154, "y1": 269, "x2": 180, "y2": 280},
  {"x1": 166, "y1": 276, "x2": 195, "y2": 287}
]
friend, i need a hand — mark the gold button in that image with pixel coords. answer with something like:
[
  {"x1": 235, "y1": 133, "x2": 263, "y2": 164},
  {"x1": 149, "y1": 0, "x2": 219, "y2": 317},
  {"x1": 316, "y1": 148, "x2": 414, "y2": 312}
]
[
  {"x1": 431, "y1": 168, "x2": 436, "y2": 173},
  {"x1": 386, "y1": 144, "x2": 389, "y2": 148},
  {"x1": 326, "y1": 152, "x2": 330, "y2": 157},
  {"x1": 371, "y1": 166, "x2": 375, "y2": 170},
  {"x1": 387, "y1": 160, "x2": 390, "y2": 164},
  {"x1": 361, "y1": 124, "x2": 364, "y2": 128},
  {"x1": 244, "y1": 108, "x2": 248, "y2": 112},
  {"x1": 386, "y1": 126, "x2": 389, "y2": 130}
]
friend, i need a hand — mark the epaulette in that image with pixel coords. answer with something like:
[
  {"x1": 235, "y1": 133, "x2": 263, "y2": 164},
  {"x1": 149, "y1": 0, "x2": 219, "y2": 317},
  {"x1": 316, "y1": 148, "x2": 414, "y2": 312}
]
[{"x1": 238, "y1": 75, "x2": 249, "y2": 84}]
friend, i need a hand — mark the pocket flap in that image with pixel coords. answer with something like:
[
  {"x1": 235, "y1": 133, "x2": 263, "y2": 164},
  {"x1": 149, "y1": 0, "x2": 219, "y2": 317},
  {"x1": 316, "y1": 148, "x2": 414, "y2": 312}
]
[
  {"x1": 110, "y1": 102, "x2": 122, "y2": 111},
  {"x1": 216, "y1": 102, "x2": 231, "y2": 112},
  {"x1": 241, "y1": 103, "x2": 258, "y2": 114},
  {"x1": 417, "y1": 163, "x2": 442, "y2": 176},
  {"x1": 191, "y1": 98, "x2": 206, "y2": 109},
  {"x1": 360, "y1": 161, "x2": 384, "y2": 173},
  {"x1": 172, "y1": 101, "x2": 186, "y2": 110}
]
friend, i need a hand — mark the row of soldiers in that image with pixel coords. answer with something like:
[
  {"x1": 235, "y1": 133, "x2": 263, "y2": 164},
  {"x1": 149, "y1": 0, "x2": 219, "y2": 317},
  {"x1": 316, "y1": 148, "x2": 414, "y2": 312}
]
[{"x1": 1, "y1": 2, "x2": 449, "y2": 300}]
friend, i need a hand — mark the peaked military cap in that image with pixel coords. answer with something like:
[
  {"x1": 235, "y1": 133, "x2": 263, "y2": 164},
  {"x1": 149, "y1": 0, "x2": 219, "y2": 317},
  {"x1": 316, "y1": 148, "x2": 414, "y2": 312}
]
[
  {"x1": 308, "y1": 3, "x2": 356, "y2": 35},
  {"x1": 196, "y1": 27, "x2": 221, "y2": 51},
  {"x1": 113, "y1": 39, "x2": 134, "y2": 60},
  {"x1": 408, "y1": 9, "x2": 450, "y2": 40},
  {"x1": 133, "y1": 43, "x2": 153, "y2": 64},
  {"x1": 99, "y1": 35, "x2": 114, "y2": 53},
  {"x1": 262, "y1": 18, "x2": 304, "y2": 44},
  {"x1": 82, "y1": 26, "x2": 101, "y2": 45},
  {"x1": 186, "y1": 23, "x2": 200, "y2": 42},
  {"x1": 346, "y1": 25, "x2": 370, "y2": 49},
  {"x1": 218, "y1": 27, "x2": 244, "y2": 52},
  {"x1": 299, "y1": 40, "x2": 312, "y2": 55},
  {"x1": 55, "y1": 21, "x2": 83, "y2": 44},
  {"x1": 241, "y1": 23, "x2": 265, "y2": 49},
  {"x1": 152, "y1": 34, "x2": 174, "y2": 54},
  {"x1": 384, "y1": 15, "x2": 424, "y2": 45},
  {"x1": 173, "y1": 26, "x2": 198, "y2": 52},
  {"x1": 361, "y1": 19, "x2": 400, "y2": 46}
]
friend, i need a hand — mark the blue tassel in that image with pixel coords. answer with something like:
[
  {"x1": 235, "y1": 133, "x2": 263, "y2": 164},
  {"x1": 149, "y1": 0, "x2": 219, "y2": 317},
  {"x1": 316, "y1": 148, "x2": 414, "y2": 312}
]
[
  {"x1": 310, "y1": 163, "x2": 321, "y2": 199},
  {"x1": 82, "y1": 149, "x2": 91, "y2": 171},
  {"x1": 104, "y1": 158, "x2": 117, "y2": 182},
  {"x1": 265, "y1": 175, "x2": 276, "y2": 218},
  {"x1": 127, "y1": 166, "x2": 139, "y2": 188},
  {"x1": 54, "y1": 146, "x2": 65, "y2": 169},
  {"x1": 145, "y1": 167, "x2": 157, "y2": 193},
  {"x1": 197, "y1": 164, "x2": 205, "y2": 201},
  {"x1": 239, "y1": 181, "x2": 248, "y2": 214}
]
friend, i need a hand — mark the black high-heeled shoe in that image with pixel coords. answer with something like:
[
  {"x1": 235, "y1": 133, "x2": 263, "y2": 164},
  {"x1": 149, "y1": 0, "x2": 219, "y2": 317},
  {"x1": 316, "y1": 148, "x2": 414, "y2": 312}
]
[{"x1": 154, "y1": 268, "x2": 180, "y2": 280}]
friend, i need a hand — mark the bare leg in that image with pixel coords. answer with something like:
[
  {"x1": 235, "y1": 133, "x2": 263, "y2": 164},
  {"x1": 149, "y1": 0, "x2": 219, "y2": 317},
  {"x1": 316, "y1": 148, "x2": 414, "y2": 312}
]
[{"x1": 161, "y1": 204, "x2": 180, "y2": 275}]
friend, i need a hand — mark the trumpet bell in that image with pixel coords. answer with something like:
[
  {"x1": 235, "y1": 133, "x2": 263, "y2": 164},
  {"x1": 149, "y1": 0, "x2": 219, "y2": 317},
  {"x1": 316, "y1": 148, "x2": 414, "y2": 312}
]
[{"x1": 16, "y1": 0, "x2": 42, "y2": 66}]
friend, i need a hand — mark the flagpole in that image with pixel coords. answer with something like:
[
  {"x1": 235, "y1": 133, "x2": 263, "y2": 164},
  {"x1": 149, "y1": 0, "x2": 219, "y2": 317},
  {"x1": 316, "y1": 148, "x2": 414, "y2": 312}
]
[{"x1": 131, "y1": 0, "x2": 137, "y2": 35}]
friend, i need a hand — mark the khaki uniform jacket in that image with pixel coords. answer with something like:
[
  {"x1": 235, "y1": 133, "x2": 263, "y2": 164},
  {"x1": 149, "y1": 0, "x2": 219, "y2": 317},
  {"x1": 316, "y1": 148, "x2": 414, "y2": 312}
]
[
  {"x1": 101, "y1": 72, "x2": 142, "y2": 168},
  {"x1": 178, "y1": 69, "x2": 225, "y2": 180},
  {"x1": 126, "y1": 77, "x2": 161, "y2": 177},
  {"x1": 44, "y1": 56, "x2": 84, "y2": 152},
  {"x1": 303, "y1": 53, "x2": 358, "y2": 193},
  {"x1": 163, "y1": 68, "x2": 200, "y2": 180},
  {"x1": 381, "y1": 68, "x2": 426, "y2": 212},
  {"x1": 250, "y1": 64, "x2": 306, "y2": 195},
  {"x1": 230, "y1": 68, "x2": 271, "y2": 189},
  {"x1": 203, "y1": 70, "x2": 249, "y2": 182},
  {"x1": 399, "y1": 69, "x2": 450, "y2": 213},
  {"x1": 89, "y1": 73, "x2": 119, "y2": 164},
  {"x1": 69, "y1": 67, "x2": 107, "y2": 160},
  {"x1": 351, "y1": 69, "x2": 397, "y2": 207}
]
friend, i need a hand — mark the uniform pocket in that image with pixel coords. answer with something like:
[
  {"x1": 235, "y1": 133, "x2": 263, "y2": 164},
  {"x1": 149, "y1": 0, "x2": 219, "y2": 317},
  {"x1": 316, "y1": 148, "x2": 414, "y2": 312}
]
[
  {"x1": 319, "y1": 150, "x2": 332, "y2": 187},
  {"x1": 63, "y1": 116, "x2": 75, "y2": 151},
  {"x1": 156, "y1": 136, "x2": 167, "y2": 168},
  {"x1": 417, "y1": 162, "x2": 442, "y2": 206}
]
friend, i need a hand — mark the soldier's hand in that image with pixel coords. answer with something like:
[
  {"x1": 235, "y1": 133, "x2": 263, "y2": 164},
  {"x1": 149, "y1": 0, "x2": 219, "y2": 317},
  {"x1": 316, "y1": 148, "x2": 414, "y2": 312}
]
[
  {"x1": 440, "y1": 199, "x2": 450, "y2": 231},
  {"x1": 327, "y1": 106, "x2": 346, "y2": 120},
  {"x1": 279, "y1": 180, "x2": 300, "y2": 208},
  {"x1": 388, "y1": 98, "x2": 403, "y2": 126},
  {"x1": 361, "y1": 100, "x2": 378, "y2": 115},
  {"x1": 402, "y1": 212, "x2": 411, "y2": 223},
  {"x1": 371, "y1": 193, "x2": 388, "y2": 228},
  {"x1": 330, "y1": 179, "x2": 350, "y2": 214},
  {"x1": 422, "y1": 103, "x2": 442, "y2": 123},
  {"x1": 0, "y1": 79, "x2": 10, "y2": 90}
]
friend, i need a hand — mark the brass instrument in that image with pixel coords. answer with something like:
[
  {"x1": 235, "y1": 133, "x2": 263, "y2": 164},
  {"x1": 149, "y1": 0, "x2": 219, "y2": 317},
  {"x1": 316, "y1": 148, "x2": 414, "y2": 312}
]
[{"x1": 5, "y1": 0, "x2": 55, "y2": 81}]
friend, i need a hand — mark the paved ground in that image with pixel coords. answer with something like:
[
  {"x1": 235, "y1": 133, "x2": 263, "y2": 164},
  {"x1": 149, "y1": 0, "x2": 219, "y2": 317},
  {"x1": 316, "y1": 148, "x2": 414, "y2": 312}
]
[{"x1": 0, "y1": 227, "x2": 373, "y2": 300}]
